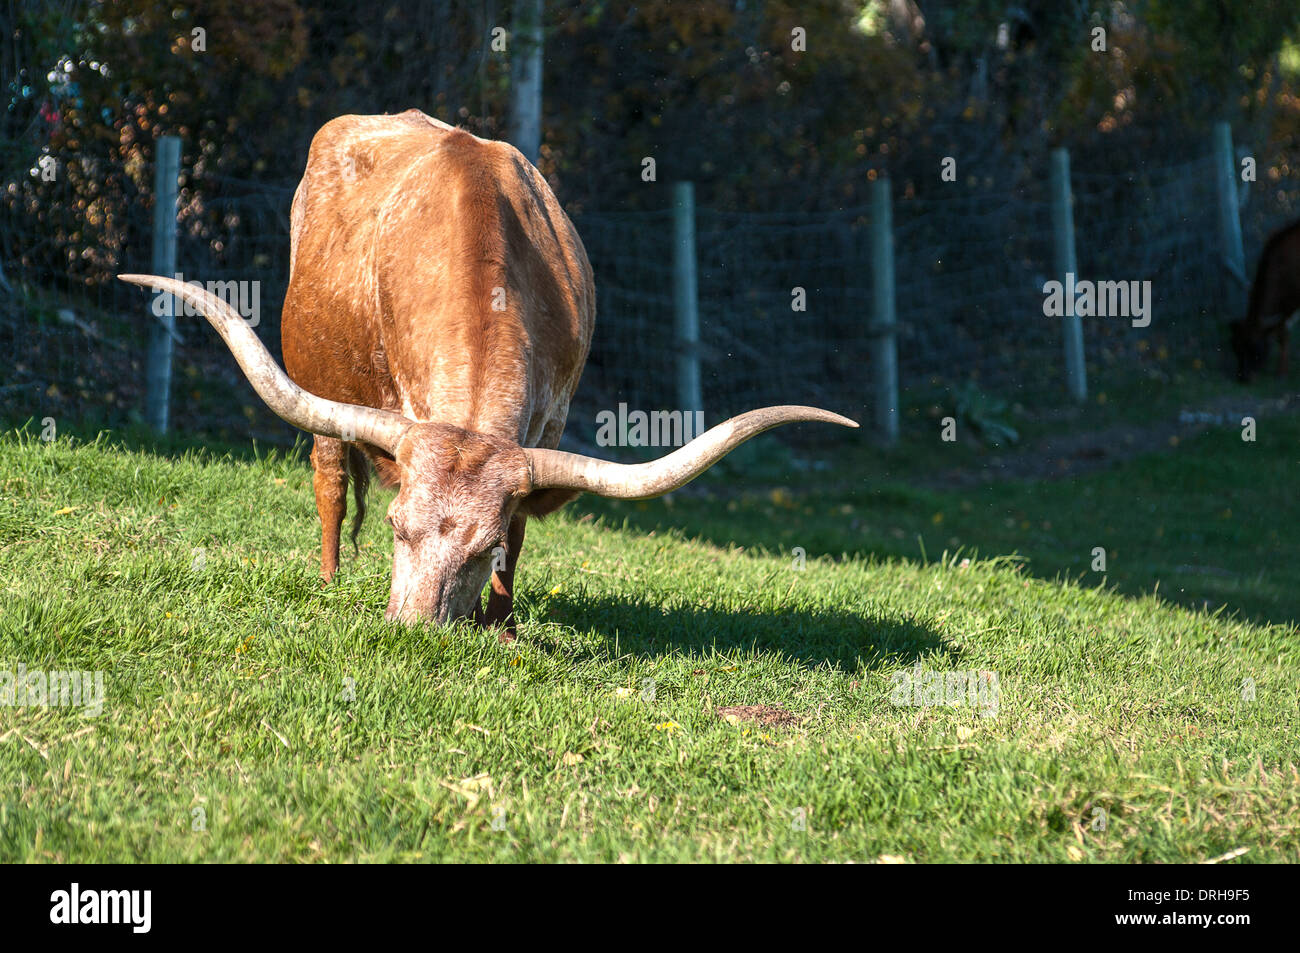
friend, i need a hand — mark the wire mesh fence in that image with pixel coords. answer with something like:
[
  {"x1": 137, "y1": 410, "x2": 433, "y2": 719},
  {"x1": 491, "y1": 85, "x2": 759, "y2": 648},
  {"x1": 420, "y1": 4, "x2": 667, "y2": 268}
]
[
  {"x1": 570, "y1": 145, "x2": 1297, "y2": 437},
  {"x1": 3, "y1": 136, "x2": 1298, "y2": 448}
]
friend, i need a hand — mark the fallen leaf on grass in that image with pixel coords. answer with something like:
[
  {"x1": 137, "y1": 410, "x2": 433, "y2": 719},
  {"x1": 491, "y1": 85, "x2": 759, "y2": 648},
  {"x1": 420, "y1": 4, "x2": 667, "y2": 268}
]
[
  {"x1": 1200, "y1": 847, "x2": 1249, "y2": 865},
  {"x1": 439, "y1": 773, "x2": 494, "y2": 806}
]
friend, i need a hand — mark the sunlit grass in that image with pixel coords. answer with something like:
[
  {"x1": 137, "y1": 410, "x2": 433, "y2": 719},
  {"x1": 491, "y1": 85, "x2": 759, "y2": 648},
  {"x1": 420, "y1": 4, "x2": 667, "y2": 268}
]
[{"x1": 0, "y1": 425, "x2": 1295, "y2": 862}]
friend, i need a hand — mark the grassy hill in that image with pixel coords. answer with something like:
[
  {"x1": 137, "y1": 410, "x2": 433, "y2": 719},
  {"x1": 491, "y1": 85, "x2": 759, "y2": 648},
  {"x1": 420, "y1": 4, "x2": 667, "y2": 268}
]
[{"x1": 0, "y1": 421, "x2": 1296, "y2": 862}]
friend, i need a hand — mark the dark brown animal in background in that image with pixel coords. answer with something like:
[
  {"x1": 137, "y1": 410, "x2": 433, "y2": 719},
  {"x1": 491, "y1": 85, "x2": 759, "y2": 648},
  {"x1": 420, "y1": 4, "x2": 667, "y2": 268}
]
[
  {"x1": 122, "y1": 111, "x2": 856, "y2": 639},
  {"x1": 1231, "y1": 218, "x2": 1300, "y2": 382}
]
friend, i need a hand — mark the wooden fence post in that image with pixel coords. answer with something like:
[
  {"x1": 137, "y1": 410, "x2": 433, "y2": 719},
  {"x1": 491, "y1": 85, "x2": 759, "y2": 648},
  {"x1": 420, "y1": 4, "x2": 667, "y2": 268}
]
[
  {"x1": 145, "y1": 135, "x2": 180, "y2": 433},
  {"x1": 508, "y1": 0, "x2": 543, "y2": 165},
  {"x1": 870, "y1": 176, "x2": 899, "y2": 444},
  {"x1": 672, "y1": 181, "x2": 702, "y2": 420},
  {"x1": 1050, "y1": 147, "x2": 1087, "y2": 402},
  {"x1": 1213, "y1": 121, "x2": 1248, "y2": 300}
]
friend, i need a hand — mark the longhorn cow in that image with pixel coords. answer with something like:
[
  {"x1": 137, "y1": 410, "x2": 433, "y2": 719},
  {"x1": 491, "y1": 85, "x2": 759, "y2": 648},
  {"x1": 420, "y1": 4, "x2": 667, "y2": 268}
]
[{"x1": 122, "y1": 110, "x2": 856, "y2": 637}]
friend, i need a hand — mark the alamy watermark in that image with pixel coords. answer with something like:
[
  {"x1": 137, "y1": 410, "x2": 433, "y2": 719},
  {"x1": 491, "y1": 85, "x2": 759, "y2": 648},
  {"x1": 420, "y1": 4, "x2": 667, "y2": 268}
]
[
  {"x1": 1, "y1": 665, "x2": 105, "y2": 716},
  {"x1": 50, "y1": 883, "x2": 150, "y2": 933},
  {"x1": 149, "y1": 272, "x2": 261, "y2": 327},
  {"x1": 890, "y1": 664, "x2": 1000, "y2": 717},
  {"x1": 595, "y1": 403, "x2": 706, "y2": 447},
  {"x1": 1042, "y1": 273, "x2": 1151, "y2": 328}
]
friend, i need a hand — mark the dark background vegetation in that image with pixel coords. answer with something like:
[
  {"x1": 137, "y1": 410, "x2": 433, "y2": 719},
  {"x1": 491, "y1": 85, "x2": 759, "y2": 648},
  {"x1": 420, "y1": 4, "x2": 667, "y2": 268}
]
[
  {"x1": 2, "y1": 1, "x2": 1300, "y2": 447},
  {"x1": 8, "y1": 1, "x2": 1300, "y2": 212}
]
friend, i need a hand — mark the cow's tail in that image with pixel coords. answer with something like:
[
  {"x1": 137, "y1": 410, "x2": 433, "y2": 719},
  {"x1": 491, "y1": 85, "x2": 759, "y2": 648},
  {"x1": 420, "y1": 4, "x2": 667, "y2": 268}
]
[{"x1": 346, "y1": 445, "x2": 370, "y2": 552}]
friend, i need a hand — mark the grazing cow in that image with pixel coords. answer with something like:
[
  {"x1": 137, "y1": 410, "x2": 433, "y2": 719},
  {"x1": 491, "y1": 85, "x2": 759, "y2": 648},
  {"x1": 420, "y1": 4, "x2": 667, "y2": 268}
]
[
  {"x1": 122, "y1": 110, "x2": 855, "y2": 637},
  {"x1": 1231, "y1": 218, "x2": 1300, "y2": 382}
]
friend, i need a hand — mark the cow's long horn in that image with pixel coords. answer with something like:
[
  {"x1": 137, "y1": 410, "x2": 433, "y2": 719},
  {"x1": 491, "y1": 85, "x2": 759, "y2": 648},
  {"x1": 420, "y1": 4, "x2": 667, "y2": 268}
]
[
  {"x1": 525, "y1": 406, "x2": 858, "y2": 499},
  {"x1": 119, "y1": 274, "x2": 412, "y2": 453}
]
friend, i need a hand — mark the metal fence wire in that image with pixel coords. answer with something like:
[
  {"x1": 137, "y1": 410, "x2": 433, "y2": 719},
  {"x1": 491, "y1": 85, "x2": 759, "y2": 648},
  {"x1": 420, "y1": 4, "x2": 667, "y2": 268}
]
[{"x1": 2, "y1": 141, "x2": 1298, "y2": 446}]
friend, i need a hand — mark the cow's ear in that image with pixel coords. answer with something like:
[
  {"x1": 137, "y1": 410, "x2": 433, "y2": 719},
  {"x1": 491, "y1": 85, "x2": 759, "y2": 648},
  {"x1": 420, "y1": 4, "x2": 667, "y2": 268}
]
[
  {"x1": 521, "y1": 488, "x2": 581, "y2": 518},
  {"x1": 373, "y1": 455, "x2": 402, "y2": 488}
]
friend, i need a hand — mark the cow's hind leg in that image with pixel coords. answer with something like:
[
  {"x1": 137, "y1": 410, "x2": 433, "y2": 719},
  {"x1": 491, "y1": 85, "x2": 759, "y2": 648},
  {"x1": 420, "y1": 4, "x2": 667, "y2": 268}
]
[
  {"x1": 482, "y1": 514, "x2": 527, "y2": 642},
  {"x1": 310, "y1": 436, "x2": 348, "y2": 583}
]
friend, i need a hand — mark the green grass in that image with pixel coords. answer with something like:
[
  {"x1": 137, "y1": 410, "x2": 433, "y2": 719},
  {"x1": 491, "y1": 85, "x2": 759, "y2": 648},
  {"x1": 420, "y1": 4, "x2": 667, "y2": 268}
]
[
  {"x1": 0, "y1": 421, "x2": 1297, "y2": 863},
  {"x1": 602, "y1": 414, "x2": 1300, "y2": 628}
]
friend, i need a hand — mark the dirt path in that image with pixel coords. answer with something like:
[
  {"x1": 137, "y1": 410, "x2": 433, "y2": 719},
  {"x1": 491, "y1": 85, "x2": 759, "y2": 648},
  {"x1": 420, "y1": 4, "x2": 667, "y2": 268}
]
[{"x1": 923, "y1": 392, "x2": 1298, "y2": 489}]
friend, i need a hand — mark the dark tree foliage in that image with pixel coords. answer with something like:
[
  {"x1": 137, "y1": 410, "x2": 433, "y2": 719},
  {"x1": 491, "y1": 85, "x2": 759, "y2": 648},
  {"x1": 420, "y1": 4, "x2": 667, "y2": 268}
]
[{"x1": 3, "y1": 0, "x2": 1299, "y2": 285}]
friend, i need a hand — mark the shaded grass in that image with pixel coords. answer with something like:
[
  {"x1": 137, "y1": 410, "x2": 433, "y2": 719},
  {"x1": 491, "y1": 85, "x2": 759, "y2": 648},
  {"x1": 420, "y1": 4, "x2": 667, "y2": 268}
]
[{"x1": 600, "y1": 383, "x2": 1300, "y2": 627}]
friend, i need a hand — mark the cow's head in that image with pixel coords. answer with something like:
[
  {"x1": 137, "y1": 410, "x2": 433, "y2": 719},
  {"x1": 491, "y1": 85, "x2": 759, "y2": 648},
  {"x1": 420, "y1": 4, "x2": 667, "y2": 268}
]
[
  {"x1": 121, "y1": 275, "x2": 857, "y2": 625},
  {"x1": 379, "y1": 424, "x2": 531, "y2": 623},
  {"x1": 1230, "y1": 319, "x2": 1268, "y2": 382}
]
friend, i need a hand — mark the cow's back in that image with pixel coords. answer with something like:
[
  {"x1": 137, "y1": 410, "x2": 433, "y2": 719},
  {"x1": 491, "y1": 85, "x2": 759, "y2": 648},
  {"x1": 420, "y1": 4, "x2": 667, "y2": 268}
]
[{"x1": 282, "y1": 110, "x2": 594, "y2": 448}]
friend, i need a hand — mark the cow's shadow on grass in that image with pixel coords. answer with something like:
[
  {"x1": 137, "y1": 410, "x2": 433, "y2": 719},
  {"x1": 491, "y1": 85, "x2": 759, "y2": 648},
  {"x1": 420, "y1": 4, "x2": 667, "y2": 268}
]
[{"x1": 531, "y1": 591, "x2": 951, "y2": 673}]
